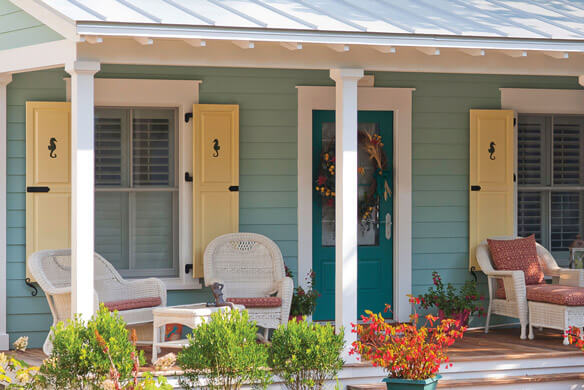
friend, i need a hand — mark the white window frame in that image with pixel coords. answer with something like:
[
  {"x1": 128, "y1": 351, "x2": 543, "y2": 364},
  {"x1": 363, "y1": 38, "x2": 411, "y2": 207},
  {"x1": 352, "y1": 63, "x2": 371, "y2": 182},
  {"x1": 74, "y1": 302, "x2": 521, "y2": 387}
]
[
  {"x1": 297, "y1": 86, "x2": 414, "y2": 323},
  {"x1": 501, "y1": 88, "x2": 584, "y2": 254},
  {"x1": 67, "y1": 78, "x2": 202, "y2": 289}
]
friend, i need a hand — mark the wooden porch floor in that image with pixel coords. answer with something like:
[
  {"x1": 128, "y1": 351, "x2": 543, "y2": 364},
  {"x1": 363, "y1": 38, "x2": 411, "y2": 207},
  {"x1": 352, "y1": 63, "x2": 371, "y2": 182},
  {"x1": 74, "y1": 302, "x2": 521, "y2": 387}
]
[{"x1": 6, "y1": 327, "x2": 580, "y2": 370}]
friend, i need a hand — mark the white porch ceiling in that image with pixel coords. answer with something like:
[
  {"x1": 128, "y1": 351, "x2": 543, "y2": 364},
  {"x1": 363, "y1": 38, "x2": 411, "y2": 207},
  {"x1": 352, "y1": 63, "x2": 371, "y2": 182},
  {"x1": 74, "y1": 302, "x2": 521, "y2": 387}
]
[{"x1": 26, "y1": 0, "x2": 584, "y2": 41}]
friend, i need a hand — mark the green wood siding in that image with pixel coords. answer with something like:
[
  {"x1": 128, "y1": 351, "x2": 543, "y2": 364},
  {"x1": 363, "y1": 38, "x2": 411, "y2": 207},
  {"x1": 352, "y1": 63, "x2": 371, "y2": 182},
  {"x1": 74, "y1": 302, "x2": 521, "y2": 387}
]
[
  {"x1": 5, "y1": 65, "x2": 581, "y2": 347},
  {"x1": 0, "y1": 0, "x2": 62, "y2": 50}
]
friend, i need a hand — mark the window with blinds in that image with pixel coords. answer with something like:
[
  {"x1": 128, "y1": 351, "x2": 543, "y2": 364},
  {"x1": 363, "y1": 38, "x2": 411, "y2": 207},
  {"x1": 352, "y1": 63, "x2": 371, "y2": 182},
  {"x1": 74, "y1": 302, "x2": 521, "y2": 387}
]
[
  {"x1": 517, "y1": 114, "x2": 584, "y2": 266},
  {"x1": 94, "y1": 108, "x2": 178, "y2": 278}
]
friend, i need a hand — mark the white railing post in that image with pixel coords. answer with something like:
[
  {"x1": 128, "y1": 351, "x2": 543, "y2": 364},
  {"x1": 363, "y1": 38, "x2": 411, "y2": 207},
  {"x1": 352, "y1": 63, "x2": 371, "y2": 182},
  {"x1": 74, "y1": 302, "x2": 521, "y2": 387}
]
[
  {"x1": 330, "y1": 68, "x2": 363, "y2": 362},
  {"x1": 65, "y1": 61, "x2": 100, "y2": 320},
  {"x1": 0, "y1": 73, "x2": 12, "y2": 350}
]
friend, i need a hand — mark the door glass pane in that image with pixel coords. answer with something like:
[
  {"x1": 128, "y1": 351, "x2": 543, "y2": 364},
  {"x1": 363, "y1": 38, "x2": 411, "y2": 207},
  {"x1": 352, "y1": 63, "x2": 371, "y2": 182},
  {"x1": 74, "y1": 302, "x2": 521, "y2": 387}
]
[{"x1": 320, "y1": 122, "x2": 381, "y2": 247}]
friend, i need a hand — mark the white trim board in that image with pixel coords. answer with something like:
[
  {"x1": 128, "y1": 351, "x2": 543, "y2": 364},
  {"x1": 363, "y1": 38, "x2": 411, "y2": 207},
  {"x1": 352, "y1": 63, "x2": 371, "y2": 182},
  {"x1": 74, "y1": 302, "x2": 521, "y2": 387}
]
[
  {"x1": 0, "y1": 40, "x2": 74, "y2": 74},
  {"x1": 0, "y1": 74, "x2": 12, "y2": 350},
  {"x1": 297, "y1": 86, "x2": 414, "y2": 323},
  {"x1": 66, "y1": 78, "x2": 202, "y2": 290},
  {"x1": 501, "y1": 88, "x2": 584, "y2": 114}
]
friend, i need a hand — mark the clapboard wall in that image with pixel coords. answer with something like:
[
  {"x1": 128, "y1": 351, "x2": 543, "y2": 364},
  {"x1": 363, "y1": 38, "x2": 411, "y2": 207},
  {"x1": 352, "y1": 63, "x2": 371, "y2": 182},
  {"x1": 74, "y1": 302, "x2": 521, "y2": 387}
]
[{"x1": 5, "y1": 65, "x2": 581, "y2": 347}]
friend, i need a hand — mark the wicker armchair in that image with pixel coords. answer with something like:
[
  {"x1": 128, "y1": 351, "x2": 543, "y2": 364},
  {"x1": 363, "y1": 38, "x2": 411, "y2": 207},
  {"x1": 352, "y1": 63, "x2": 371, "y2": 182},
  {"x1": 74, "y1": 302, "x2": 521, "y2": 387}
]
[
  {"x1": 204, "y1": 233, "x2": 294, "y2": 337},
  {"x1": 476, "y1": 236, "x2": 584, "y2": 340},
  {"x1": 28, "y1": 249, "x2": 167, "y2": 355}
]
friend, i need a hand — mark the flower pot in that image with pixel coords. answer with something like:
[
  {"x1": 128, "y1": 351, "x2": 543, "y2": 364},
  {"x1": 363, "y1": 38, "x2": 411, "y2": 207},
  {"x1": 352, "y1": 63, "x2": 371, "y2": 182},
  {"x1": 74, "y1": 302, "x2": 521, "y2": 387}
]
[
  {"x1": 437, "y1": 309, "x2": 470, "y2": 330},
  {"x1": 383, "y1": 375, "x2": 441, "y2": 390},
  {"x1": 289, "y1": 315, "x2": 304, "y2": 322}
]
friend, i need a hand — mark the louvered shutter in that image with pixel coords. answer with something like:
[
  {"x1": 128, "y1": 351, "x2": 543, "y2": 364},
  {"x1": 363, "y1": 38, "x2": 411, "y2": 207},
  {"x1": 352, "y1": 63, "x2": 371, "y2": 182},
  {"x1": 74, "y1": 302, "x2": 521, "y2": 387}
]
[{"x1": 551, "y1": 116, "x2": 584, "y2": 252}]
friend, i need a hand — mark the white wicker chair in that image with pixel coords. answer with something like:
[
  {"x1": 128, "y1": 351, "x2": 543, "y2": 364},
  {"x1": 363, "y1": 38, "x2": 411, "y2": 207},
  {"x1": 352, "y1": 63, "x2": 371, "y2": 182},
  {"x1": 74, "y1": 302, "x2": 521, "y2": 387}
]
[
  {"x1": 28, "y1": 249, "x2": 167, "y2": 355},
  {"x1": 476, "y1": 236, "x2": 584, "y2": 340},
  {"x1": 203, "y1": 233, "x2": 294, "y2": 337}
]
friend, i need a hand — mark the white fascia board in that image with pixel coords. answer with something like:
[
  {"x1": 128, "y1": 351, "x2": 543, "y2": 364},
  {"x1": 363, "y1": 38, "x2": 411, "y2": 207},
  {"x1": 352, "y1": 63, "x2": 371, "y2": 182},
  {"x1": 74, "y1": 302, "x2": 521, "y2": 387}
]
[
  {"x1": 10, "y1": 0, "x2": 78, "y2": 41},
  {"x1": 0, "y1": 40, "x2": 75, "y2": 73},
  {"x1": 76, "y1": 23, "x2": 584, "y2": 52}
]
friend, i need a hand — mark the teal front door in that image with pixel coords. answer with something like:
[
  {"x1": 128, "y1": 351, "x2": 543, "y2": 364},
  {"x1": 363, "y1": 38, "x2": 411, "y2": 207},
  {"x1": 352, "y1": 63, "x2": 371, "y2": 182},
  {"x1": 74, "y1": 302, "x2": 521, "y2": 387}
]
[{"x1": 312, "y1": 110, "x2": 393, "y2": 321}]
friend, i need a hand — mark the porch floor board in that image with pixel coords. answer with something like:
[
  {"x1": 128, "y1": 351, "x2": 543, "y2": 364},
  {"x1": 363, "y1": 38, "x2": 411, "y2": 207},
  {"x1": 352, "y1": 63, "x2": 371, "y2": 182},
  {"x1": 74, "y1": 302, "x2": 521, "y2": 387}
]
[{"x1": 4, "y1": 327, "x2": 580, "y2": 372}]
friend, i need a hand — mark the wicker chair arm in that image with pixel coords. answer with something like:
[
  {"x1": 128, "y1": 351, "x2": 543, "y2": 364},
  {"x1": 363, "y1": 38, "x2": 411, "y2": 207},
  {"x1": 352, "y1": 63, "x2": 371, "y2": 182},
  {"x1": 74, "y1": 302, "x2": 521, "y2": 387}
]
[
  {"x1": 485, "y1": 270, "x2": 526, "y2": 302},
  {"x1": 557, "y1": 268, "x2": 584, "y2": 287},
  {"x1": 275, "y1": 277, "x2": 294, "y2": 322}
]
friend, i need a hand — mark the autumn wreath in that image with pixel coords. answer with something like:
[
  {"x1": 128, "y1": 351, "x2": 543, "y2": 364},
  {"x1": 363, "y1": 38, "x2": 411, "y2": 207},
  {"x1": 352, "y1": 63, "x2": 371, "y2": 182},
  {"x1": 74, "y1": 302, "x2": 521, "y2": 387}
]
[{"x1": 315, "y1": 130, "x2": 391, "y2": 222}]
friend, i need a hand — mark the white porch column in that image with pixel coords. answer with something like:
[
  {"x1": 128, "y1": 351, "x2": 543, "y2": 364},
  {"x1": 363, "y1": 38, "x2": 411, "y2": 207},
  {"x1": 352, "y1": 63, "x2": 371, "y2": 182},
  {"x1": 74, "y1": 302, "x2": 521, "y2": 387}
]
[
  {"x1": 330, "y1": 68, "x2": 363, "y2": 361},
  {"x1": 65, "y1": 61, "x2": 100, "y2": 320},
  {"x1": 0, "y1": 73, "x2": 12, "y2": 350}
]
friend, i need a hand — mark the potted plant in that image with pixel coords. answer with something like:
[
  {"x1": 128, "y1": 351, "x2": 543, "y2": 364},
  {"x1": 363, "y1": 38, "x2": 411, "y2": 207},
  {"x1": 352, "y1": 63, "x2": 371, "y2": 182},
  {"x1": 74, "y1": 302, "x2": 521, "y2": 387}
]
[
  {"x1": 286, "y1": 267, "x2": 319, "y2": 321},
  {"x1": 351, "y1": 296, "x2": 465, "y2": 390},
  {"x1": 417, "y1": 271, "x2": 484, "y2": 328}
]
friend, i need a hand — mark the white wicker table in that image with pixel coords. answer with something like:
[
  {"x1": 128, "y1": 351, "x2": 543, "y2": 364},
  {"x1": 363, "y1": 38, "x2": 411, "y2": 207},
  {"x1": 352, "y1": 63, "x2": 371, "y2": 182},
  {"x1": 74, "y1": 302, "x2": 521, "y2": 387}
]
[
  {"x1": 151, "y1": 303, "x2": 244, "y2": 362},
  {"x1": 528, "y1": 301, "x2": 584, "y2": 345}
]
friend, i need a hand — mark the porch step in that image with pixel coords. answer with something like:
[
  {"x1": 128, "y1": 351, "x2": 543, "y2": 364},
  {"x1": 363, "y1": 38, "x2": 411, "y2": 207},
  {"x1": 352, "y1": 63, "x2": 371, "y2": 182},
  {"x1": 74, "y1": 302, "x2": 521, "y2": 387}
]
[{"x1": 347, "y1": 373, "x2": 584, "y2": 389}]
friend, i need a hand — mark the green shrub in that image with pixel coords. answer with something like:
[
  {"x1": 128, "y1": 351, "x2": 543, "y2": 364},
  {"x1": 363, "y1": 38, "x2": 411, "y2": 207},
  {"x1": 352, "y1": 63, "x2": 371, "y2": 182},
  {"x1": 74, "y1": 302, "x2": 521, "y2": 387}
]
[
  {"x1": 269, "y1": 320, "x2": 344, "y2": 390},
  {"x1": 177, "y1": 309, "x2": 272, "y2": 390},
  {"x1": 33, "y1": 304, "x2": 145, "y2": 389}
]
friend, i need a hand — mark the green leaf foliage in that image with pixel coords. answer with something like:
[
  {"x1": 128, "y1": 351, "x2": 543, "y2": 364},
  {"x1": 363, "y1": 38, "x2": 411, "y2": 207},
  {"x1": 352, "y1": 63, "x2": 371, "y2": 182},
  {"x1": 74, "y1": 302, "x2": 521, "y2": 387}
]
[
  {"x1": 269, "y1": 320, "x2": 344, "y2": 390},
  {"x1": 32, "y1": 304, "x2": 144, "y2": 389},
  {"x1": 177, "y1": 309, "x2": 272, "y2": 390}
]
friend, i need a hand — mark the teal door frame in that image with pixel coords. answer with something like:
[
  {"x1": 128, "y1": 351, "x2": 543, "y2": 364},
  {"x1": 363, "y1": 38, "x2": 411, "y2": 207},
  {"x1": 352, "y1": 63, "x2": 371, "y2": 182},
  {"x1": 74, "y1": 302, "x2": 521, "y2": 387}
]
[{"x1": 312, "y1": 109, "x2": 394, "y2": 321}]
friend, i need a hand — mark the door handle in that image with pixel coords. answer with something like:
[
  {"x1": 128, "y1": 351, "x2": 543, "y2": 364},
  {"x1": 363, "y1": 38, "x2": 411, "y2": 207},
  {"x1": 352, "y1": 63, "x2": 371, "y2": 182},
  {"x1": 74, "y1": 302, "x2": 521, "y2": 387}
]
[
  {"x1": 27, "y1": 186, "x2": 50, "y2": 193},
  {"x1": 385, "y1": 212, "x2": 392, "y2": 240}
]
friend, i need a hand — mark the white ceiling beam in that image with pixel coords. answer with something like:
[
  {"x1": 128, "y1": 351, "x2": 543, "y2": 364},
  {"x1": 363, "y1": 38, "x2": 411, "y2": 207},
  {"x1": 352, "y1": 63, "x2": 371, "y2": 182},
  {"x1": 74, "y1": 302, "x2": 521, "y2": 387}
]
[
  {"x1": 504, "y1": 50, "x2": 528, "y2": 58},
  {"x1": 544, "y1": 51, "x2": 569, "y2": 59},
  {"x1": 417, "y1": 47, "x2": 440, "y2": 56},
  {"x1": 460, "y1": 48, "x2": 485, "y2": 56},
  {"x1": 185, "y1": 39, "x2": 206, "y2": 47},
  {"x1": 83, "y1": 36, "x2": 103, "y2": 44},
  {"x1": 280, "y1": 42, "x2": 303, "y2": 51},
  {"x1": 232, "y1": 40, "x2": 254, "y2": 49},
  {"x1": 327, "y1": 44, "x2": 350, "y2": 52},
  {"x1": 374, "y1": 46, "x2": 396, "y2": 54},
  {"x1": 134, "y1": 37, "x2": 154, "y2": 45}
]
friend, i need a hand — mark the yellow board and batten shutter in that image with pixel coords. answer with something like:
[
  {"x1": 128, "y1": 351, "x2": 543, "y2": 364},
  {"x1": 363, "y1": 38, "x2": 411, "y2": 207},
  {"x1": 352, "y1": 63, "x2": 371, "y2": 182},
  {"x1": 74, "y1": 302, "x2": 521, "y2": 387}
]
[
  {"x1": 25, "y1": 102, "x2": 72, "y2": 278},
  {"x1": 469, "y1": 110, "x2": 515, "y2": 270},
  {"x1": 193, "y1": 104, "x2": 239, "y2": 278}
]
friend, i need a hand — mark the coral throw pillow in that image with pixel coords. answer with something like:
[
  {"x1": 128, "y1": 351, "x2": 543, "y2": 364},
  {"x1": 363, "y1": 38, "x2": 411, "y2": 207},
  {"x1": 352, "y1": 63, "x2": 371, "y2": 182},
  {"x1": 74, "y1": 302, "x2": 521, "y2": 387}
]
[{"x1": 487, "y1": 235, "x2": 544, "y2": 285}]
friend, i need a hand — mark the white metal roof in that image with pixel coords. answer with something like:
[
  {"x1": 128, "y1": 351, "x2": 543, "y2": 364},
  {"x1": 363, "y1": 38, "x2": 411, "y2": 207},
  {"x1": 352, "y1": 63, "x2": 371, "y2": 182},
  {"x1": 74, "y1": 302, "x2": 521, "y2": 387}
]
[{"x1": 27, "y1": 0, "x2": 584, "y2": 41}]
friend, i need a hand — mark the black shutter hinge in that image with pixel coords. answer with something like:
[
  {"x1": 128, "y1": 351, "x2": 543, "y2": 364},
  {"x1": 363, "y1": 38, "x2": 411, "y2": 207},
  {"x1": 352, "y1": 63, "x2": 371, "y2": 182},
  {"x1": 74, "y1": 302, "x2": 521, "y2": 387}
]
[
  {"x1": 229, "y1": 185, "x2": 239, "y2": 192},
  {"x1": 514, "y1": 173, "x2": 516, "y2": 183},
  {"x1": 185, "y1": 264, "x2": 193, "y2": 274},
  {"x1": 185, "y1": 112, "x2": 193, "y2": 123},
  {"x1": 471, "y1": 185, "x2": 481, "y2": 191},
  {"x1": 27, "y1": 186, "x2": 50, "y2": 193},
  {"x1": 513, "y1": 117, "x2": 517, "y2": 126},
  {"x1": 185, "y1": 172, "x2": 193, "y2": 182}
]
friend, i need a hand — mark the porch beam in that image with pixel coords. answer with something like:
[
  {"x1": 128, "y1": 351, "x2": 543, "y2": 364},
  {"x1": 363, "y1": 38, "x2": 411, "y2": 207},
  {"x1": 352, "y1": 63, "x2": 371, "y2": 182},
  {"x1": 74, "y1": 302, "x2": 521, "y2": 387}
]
[
  {"x1": 330, "y1": 68, "x2": 363, "y2": 361},
  {"x1": 65, "y1": 60, "x2": 100, "y2": 320},
  {"x1": 0, "y1": 73, "x2": 12, "y2": 350}
]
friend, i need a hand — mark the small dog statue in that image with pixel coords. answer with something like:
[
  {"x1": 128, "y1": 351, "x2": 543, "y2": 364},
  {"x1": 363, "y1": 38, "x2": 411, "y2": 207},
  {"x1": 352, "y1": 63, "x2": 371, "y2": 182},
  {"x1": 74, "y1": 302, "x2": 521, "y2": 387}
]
[{"x1": 210, "y1": 282, "x2": 234, "y2": 308}]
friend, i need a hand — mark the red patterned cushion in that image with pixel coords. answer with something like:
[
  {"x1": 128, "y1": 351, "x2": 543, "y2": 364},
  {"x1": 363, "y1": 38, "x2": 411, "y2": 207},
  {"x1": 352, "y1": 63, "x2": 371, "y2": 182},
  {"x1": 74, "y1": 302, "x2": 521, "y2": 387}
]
[
  {"x1": 487, "y1": 235, "x2": 543, "y2": 285},
  {"x1": 526, "y1": 284, "x2": 584, "y2": 306},
  {"x1": 226, "y1": 297, "x2": 282, "y2": 308},
  {"x1": 495, "y1": 284, "x2": 584, "y2": 306},
  {"x1": 103, "y1": 297, "x2": 162, "y2": 311}
]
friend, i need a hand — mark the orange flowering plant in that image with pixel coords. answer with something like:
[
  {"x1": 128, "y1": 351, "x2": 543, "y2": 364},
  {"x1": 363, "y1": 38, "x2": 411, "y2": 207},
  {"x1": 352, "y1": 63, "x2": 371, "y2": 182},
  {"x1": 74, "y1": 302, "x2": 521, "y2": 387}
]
[{"x1": 349, "y1": 296, "x2": 466, "y2": 380}]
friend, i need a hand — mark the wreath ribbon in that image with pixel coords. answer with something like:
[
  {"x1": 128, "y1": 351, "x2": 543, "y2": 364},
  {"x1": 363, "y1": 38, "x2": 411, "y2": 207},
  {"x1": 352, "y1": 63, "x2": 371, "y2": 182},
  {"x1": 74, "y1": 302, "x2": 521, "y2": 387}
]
[{"x1": 375, "y1": 169, "x2": 392, "y2": 202}]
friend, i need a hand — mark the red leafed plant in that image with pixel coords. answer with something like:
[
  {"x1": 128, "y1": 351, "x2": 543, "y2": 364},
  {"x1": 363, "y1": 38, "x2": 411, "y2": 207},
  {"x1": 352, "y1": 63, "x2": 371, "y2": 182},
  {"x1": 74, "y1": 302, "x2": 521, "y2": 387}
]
[
  {"x1": 350, "y1": 296, "x2": 466, "y2": 380},
  {"x1": 566, "y1": 327, "x2": 584, "y2": 349}
]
